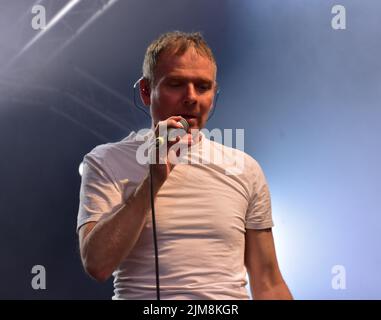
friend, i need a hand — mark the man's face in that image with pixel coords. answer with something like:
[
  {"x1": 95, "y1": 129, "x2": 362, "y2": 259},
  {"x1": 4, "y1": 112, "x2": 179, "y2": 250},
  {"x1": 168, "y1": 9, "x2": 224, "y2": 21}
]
[{"x1": 148, "y1": 47, "x2": 217, "y2": 130}]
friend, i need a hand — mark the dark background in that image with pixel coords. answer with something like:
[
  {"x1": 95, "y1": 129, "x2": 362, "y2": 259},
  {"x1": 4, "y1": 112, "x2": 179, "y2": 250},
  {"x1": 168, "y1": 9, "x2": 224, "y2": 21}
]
[{"x1": 0, "y1": 0, "x2": 380, "y2": 299}]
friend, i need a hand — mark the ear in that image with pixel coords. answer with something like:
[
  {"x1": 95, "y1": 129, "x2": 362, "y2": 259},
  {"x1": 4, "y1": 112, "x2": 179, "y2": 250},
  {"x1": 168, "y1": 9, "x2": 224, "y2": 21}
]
[{"x1": 139, "y1": 78, "x2": 151, "y2": 107}]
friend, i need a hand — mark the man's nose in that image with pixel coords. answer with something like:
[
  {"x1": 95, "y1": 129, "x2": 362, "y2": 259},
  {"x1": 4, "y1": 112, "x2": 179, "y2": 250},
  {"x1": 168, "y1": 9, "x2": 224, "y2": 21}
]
[{"x1": 183, "y1": 83, "x2": 197, "y2": 105}]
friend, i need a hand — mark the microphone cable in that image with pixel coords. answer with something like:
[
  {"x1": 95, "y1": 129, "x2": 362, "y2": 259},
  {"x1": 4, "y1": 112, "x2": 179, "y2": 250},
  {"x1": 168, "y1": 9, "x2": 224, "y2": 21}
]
[
  {"x1": 148, "y1": 121, "x2": 189, "y2": 301},
  {"x1": 149, "y1": 163, "x2": 161, "y2": 300}
]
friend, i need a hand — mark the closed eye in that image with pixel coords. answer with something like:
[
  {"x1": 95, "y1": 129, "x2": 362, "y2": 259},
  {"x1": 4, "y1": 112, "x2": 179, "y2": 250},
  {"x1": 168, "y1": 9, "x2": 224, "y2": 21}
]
[
  {"x1": 168, "y1": 82, "x2": 182, "y2": 87},
  {"x1": 197, "y1": 83, "x2": 212, "y2": 91}
]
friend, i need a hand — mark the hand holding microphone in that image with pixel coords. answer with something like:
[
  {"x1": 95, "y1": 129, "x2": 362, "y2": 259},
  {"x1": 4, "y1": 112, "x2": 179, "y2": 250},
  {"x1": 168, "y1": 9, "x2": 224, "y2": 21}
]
[
  {"x1": 155, "y1": 116, "x2": 190, "y2": 147},
  {"x1": 151, "y1": 116, "x2": 190, "y2": 183}
]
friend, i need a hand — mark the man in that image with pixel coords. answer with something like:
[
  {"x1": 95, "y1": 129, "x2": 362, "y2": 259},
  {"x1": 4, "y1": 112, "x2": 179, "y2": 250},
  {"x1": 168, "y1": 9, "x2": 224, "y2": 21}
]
[{"x1": 77, "y1": 31, "x2": 292, "y2": 300}]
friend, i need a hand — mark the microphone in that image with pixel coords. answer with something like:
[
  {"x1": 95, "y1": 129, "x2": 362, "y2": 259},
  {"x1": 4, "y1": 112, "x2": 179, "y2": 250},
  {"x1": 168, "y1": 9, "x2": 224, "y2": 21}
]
[{"x1": 156, "y1": 117, "x2": 189, "y2": 146}]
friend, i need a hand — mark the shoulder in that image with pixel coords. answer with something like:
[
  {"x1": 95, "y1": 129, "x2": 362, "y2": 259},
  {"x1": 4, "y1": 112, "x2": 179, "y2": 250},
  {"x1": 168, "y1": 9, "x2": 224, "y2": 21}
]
[
  {"x1": 82, "y1": 130, "x2": 152, "y2": 188},
  {"x1": 83, "y1": 131, "x2": 147, "y2": 167}
]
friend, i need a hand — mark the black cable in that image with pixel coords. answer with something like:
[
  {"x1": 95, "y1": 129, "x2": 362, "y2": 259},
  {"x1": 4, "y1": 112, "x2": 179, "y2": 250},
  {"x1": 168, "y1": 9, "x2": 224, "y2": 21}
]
[
  {"x1": 149, "y1": 164, "x2": 160, "y2": 300},
  {"x1": 133, "y1": 78, "x2": 153, "y2": 119}
]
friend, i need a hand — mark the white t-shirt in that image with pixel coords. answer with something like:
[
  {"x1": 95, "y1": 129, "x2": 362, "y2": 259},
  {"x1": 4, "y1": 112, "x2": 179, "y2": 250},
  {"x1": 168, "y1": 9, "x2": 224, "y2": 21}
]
[{"x1": 77, "y1": 130, "x2": 274, "y2": 300}]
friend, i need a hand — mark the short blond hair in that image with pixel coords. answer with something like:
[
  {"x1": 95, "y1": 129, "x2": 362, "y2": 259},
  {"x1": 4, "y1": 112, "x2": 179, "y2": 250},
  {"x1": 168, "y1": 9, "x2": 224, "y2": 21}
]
[{"x1": 142, "y1": 31, "x2": 217, "y2": 86}]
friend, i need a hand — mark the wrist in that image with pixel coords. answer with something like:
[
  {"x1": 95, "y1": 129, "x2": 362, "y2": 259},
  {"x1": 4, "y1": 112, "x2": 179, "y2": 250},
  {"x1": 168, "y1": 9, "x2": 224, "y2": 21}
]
[{"x1": 150, "y1": 164, "x2": 167, "y2": 186}]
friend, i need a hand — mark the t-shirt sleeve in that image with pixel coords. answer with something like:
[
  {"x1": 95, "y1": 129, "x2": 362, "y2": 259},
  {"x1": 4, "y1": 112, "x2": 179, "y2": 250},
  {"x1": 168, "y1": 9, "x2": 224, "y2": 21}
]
[
  {"x1": 245, "y1": 160, "x2": 274, "y2": 230},
  {"x1": 76, "y1": 152, "x2": 123, "y2": 233}
]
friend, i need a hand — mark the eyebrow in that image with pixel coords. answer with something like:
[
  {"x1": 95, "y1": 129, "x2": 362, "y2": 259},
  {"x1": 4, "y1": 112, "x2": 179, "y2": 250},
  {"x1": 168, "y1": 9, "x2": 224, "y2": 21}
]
[{"x1": 165, "y1": 75, "x2": 214, "y2": 84}]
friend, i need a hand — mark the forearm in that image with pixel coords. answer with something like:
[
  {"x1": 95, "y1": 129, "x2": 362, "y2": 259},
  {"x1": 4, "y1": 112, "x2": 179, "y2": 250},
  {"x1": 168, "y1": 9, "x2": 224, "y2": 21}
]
[
  {"x1": 252, "y1": 280, "x2": 293, "y2": 300},
  {"x1": 82, "y1": 167, "x2": 164, "y2": 281}
]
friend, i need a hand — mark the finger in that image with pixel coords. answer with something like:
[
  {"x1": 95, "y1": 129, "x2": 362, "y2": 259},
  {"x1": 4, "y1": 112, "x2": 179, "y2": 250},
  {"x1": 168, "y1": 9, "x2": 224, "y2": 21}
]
[
  {"x1": 169, "y1": 115, "x2": 184, "y2": 120},
  {"x1": 156, "y1": 118, "x2": 183, "y2": 130},
  {"x1": 166, "y1": 119, "x2": 185, "y2": 129}
]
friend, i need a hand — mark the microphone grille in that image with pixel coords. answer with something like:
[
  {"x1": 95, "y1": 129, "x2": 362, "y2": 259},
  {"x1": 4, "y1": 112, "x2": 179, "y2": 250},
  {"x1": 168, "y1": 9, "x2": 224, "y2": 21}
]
[{"x1": 178, "y1": 117, "x2": 190, "y2": 132}]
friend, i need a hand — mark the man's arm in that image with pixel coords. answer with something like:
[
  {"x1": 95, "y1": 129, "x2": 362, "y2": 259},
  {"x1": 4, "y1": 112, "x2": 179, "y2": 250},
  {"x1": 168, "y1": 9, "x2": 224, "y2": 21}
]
[
  {"x1": 79, "y1": 168, "x2": 165, "y2": 282},
  {"x1": 244, "y1": 228, "x2": 293, "y2": 299},
  {"x1": 78, "y1": 117, "x2": 186, "y2": 282}
]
